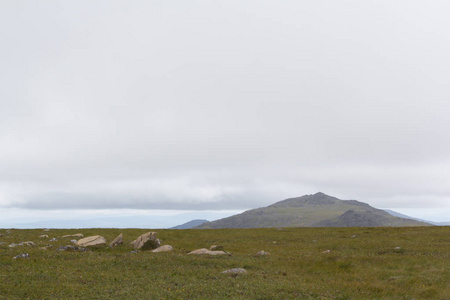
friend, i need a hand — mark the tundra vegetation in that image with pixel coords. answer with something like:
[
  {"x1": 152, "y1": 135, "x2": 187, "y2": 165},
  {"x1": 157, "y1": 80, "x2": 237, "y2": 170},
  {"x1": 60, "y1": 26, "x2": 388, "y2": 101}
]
[{"x1": 1, "y1": 226, "x2": 449, "y2": 299}]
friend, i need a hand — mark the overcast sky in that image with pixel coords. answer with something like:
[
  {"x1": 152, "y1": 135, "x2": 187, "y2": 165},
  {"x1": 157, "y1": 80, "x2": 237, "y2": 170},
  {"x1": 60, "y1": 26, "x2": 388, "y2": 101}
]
[{"x1": 1, "y1": 1, "x2": 449, "y2": 226}]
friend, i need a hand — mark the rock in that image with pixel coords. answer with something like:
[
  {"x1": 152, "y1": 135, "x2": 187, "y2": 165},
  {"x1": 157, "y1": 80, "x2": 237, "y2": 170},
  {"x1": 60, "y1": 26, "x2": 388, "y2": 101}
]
[
  {"x1": 322, "y1": 250, "x2": 331, "y2": 254},
  {"x1": 188, "y1": 248, "x2": 228, "y2": 255},
  {"x1": 222, "y1": 268, "x2": 247, "y2": 274},
  {"x1": 109, "y1": 233, "x2": 123, "y2": 247},
  {"x1": 255, "y1": 250, "x2": 270, "y2": 256},
  {"x1": 351, "y1": 235, "x2": 357, "y2": 238},
  {"x1": 70, "y1": 239, "x2": 77, "y2": 244},
  {"x1": 394, "y1": 247, "x2": 401, "y2": 250},
  {"x1": 57, "y1": 245, "x2": 88, "y2": 252},
  {"x1": 76, "y1": 235, "x2": 106, "y2": 247},
  {"x1": 8, "y1": 241, "x2": 36, "y2": 247},
  {"x1": 132, "y1": 232, "x2": 160, "y2": 250},
  {"x1": 62, "y1": 233, "x2": 84, "y2": 238},
  {"x1": 43, "y1": 229, "x2": 50, "y2": 232},
  {"x1": 39, "y1": 235, "x2": 48, "y2": 238},
  {"x1": 0, "y1": 233, "x2": 3, "y2": 237},
  {"x1": 209, "y1": 245, "x2": 224, "y2": 251},
  {"x1": 49, "y1": 238, "x2": 58, "y2": 242},
  {"x1": 13, "y1": 253, "x2": 29, "y2": 259},
  {"x1": 130, "y1": 250, "x2": 140, "y2": 254},
  {"x1": 152, "y1": 245, "x2": 173, "y2": 253}
]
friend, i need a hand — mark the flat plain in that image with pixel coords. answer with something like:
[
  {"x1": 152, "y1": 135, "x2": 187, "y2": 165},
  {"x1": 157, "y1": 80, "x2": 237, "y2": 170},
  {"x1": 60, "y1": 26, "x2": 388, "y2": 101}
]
[{"x1": 1, "y1": 226, "x2": 449, "y2": 299}]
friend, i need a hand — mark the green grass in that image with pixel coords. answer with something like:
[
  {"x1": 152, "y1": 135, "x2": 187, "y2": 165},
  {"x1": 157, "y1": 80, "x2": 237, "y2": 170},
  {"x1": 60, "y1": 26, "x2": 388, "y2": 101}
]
[{"x1": 1, "y1": 227, "x2": 449, "y2": 299}]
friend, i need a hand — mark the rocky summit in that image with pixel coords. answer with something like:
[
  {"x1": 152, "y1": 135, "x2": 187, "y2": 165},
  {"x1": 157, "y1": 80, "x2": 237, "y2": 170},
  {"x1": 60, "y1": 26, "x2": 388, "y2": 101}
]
[{"x1": 195, "y1": 192, "x2": 431, "y2": 229}]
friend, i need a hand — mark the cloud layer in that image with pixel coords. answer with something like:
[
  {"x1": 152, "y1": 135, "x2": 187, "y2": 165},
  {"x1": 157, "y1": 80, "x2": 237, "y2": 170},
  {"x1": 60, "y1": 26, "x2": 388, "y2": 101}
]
[{"x1": 1, "y1": 1, "x2": 450, "y2": 219}]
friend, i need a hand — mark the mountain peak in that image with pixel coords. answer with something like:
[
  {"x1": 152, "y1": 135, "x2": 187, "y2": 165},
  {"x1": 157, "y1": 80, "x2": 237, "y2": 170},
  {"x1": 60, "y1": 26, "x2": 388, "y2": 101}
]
[{"x1": 196, "y1": 193, "x2": 432, "y2": 229}]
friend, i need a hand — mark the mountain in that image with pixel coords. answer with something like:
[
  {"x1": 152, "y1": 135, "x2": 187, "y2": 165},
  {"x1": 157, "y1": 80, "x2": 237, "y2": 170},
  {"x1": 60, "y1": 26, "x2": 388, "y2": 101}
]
[
  {"x1": 383, "y1": 209, "x2": 450, "y2": 226},
  {"x1": 195, "y1": 192, "x2": 432, "y2": 229},
  {"x1": 170, "y1": 219, "x2": 209, "y2": 229}
]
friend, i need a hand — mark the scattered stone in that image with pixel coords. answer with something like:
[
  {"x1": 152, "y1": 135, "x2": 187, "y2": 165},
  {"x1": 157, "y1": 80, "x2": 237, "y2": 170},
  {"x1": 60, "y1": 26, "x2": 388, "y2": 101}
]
[
  {"x1": 49, "y1": 238, "x2": 58, "y2": 242},
  {"x1": 210, "y1": 245, "x2": 224, "y2": 251},
  {"x1": 222, "y1": 268, "x2": 247, "y2": 274},
  {"x1": 188, "y1": 248, "x2": 228, "y2": 255},
  {"x1": 255, "y1": 250, "x2": 270, "y2": 256},
  {"x1": 132, "y1": 232, "x2": 160, "y2": 250},
  {"x1": 394, "y1": 247, "x2": 401, "y2": 250},
  {"x1": 9, "y1": 241, "x2": 36, "y2": 247},
  {"x1": 57, "y1": 245, "x2": 88, "y2": 252},
  {"x1": 39, "y1": 235, "x2": 49, "y2": 238},
  {"x1": 130, "y1": 250, "x2": 140, "y2": 254},
  {"x1": 109, "y1": 233, "x2": 123, "y2": 247},
  {"x1": 351, "y1": 235, "x2": 357, "y2": 238},
  {"x1": 76, "y1": 235, "x2": 106, "y2": 247},
  {"x1": 70, "y1": 239, "x2": 77, "y2": 244},
  {"x1": 152, "y1": 245, "x2": 173, "y2": 253},
  {"x1": 13, "y1": 253, "x2": 29, "y2": 259},
  {"x1": 322, "y1": 250, "x2": 331, "y2": 254},
  {"x1": 43, "y1": 229, "x2": 50, "y2": 232},
  {"x1": 62, "y1": 234, "x2": 84, "y2": 238}
]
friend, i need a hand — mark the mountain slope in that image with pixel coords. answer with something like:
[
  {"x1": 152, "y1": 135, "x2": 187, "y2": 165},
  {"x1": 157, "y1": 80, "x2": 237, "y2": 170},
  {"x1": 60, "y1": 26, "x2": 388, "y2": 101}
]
[
  {"x1": 196, "y1": 193, "x2": 431, "y2": 228},
  {"x1": 170, "y1": 219, "x2": 209, "y2": 229}
]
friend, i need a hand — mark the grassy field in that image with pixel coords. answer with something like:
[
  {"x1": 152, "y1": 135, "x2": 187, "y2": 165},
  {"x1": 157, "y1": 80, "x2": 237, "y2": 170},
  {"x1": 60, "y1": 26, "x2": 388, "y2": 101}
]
[{"x1": 1, "y1": 226, "x2": 449, "y2": 299}]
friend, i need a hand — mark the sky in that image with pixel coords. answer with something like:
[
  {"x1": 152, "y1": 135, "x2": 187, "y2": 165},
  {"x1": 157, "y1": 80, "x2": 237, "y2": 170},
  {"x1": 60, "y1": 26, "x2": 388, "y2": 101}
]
[{"x1": 1, "y1": 1, "x2": 450, "y2": 228}]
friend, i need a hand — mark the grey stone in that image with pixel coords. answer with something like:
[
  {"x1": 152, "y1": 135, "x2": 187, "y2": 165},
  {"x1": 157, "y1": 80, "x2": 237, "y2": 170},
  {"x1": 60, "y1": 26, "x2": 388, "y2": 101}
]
[
  {"x1": 76, "y1": 235, "x2": 106, "y2": 247},
  {"x1": 188, "y1": 248, "x2": 228, "y2": 255},
  {"x1": 13, "y1": 253, "x2": 29, "y2": 259},
  {"x1": 222, "y1": 268, "x2": 247, "y2": 274},
  {"x1": 255, "y1": 250, "x2": 270, "y2": 256},
  {"x1": 109, "y1": 233, "x2": 123, "y2": 247},
  {"x1": 57, "y1": 245, "x2": 88, "y2": 252},
  {"x1": 152, "y1": 245, "x2": 173, "y2": 253},
  {"x1": 132, "y1": 232, "x2": 160, "y2": 250},
  {"x1": 209, "y1": 245, "x2": 224, "y2": 251}
]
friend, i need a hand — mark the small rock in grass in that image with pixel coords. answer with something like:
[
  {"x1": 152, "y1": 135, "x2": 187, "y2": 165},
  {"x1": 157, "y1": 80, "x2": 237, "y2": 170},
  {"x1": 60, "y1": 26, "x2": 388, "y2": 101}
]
[
  {"x1": 322, "y1": 250, "x2": 331, "y2": 254},
  {"x1": 109, "y1": 233, "x2": 123, "y2": 247},
  {"x1": 132, "y1": 232, "x2": 160, "y2": 250},
  {"x1": 209, "y1": 245, "x2": 223, "y2": 251},
  {"x1": 49, "y1": 238, "x2": 58, "y2": 242},
  {"x1": 255, "y1": 250, "x2": 270, "y2": 256},
  {"x1": 62, "y1": 233, "x2": 84, "y2": 238},
  {"x1": 152, "y1": 245, "x2": 173, "y2": 253},
  {"x1": 39, "y1": 235, "x2": 49, "y2": 238},
  {"x1": 130, "y1": 250, "x2": 140, "y2": 254},
  {"x1": 76, "y1": 235, "x2": 106, "y2": 247},
  {"x1": 394, "y1": 247, "x2": 401, "y2": 250},
  {"x1": 43, "y1": 229, "x2": 50, "y2": 232},
  {"x1": 351, "y1": 235, "x2": 357, "y2": 238},
  {"x1": 57, "y1": 245, "x2": 88, "y2": 252},
  {"x1": 9, "y1": 241, "x2": 36, "y2": 247},
  {"x1": 221, "y1": 268, "x2": 247, "y2": 275},
  {"x1": 70, "y1": 239, "x2": 77, "y2": 244},
  {"x1": 13, "y1": 253, "x2": 29, "y2": 259},
  {"x1": 188, "y1": 248, "x2": 228, "y2": 255}
]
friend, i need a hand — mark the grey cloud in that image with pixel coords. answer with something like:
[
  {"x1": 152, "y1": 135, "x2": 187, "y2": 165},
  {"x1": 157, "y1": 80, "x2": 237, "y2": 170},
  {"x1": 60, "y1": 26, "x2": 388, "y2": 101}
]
[{"x1": 1, "y1": 1, "x2": 450, "y2": 219}]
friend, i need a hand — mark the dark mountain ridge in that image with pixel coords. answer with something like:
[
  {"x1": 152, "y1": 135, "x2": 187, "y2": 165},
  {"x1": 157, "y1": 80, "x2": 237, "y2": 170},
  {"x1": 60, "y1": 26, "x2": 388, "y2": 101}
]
[{"x1": 196, "y1": 192, "x2": 431, "y2": 229}]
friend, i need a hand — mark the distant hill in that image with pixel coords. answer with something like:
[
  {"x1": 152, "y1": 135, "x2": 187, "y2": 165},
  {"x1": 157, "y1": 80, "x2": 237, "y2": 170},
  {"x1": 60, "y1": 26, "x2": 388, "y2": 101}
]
[
  {"x1": 383, "y1": 209, "x2": 450, "y2": 226},
  {"x1": 195, "y1": 192, "x2": 431, "y2": 229},
  {"x1": 170, "y1": 219, "x2": 209, "y2": 229}
]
